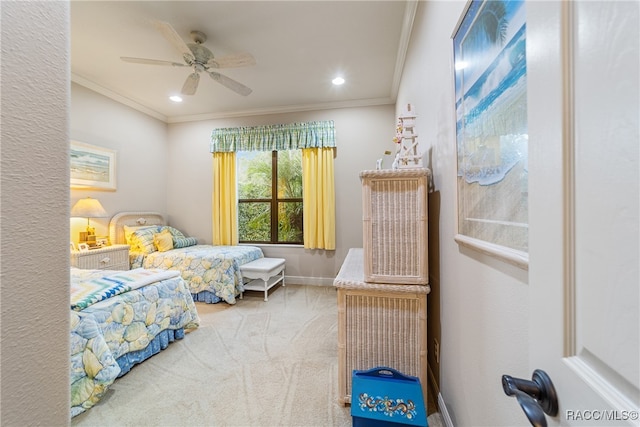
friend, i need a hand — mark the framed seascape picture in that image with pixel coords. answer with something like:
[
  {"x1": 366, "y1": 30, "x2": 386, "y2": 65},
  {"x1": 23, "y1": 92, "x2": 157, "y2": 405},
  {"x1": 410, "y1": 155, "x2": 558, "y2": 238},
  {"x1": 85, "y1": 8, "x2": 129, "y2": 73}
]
[
  {"x1": 452, "y1": 0, "x2": 528, "y2": 269},
  {"x1": 70, "y1": 141, "x2": 117, "y2": 190}
]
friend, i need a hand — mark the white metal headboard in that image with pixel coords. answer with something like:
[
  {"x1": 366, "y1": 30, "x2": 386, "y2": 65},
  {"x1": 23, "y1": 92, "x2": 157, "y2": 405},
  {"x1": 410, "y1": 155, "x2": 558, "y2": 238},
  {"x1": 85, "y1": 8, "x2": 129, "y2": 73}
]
[{"x1": 108, "y1": 211, "x2": 167, "y2": 245}]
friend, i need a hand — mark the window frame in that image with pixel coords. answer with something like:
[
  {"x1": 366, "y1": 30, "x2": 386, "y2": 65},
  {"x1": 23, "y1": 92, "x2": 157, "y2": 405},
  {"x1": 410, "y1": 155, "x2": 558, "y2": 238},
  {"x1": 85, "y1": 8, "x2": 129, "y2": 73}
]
[{"x1": 237, "y1": 150, "x2": 303, "y2": 245}]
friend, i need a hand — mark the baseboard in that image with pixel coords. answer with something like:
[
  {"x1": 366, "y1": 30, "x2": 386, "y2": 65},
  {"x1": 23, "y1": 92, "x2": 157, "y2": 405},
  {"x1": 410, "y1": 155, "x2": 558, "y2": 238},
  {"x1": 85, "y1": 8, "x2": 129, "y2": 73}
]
[
  {"x1": 428, "y1": 362, "x2": 453, "y2": 427},
  {"x1": 285, "y1": 275, "x2": 335, "y2": 287},
  {"x1": 438, "y1": 393, "x2": 454, "y2": 427}
]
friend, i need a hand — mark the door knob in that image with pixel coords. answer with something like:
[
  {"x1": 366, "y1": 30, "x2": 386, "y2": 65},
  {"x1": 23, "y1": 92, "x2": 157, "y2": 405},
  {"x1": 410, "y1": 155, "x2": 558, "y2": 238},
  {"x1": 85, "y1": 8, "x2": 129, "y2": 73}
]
[{"x1": 502, "y1": 369, "x2": 558, "y2": 427}]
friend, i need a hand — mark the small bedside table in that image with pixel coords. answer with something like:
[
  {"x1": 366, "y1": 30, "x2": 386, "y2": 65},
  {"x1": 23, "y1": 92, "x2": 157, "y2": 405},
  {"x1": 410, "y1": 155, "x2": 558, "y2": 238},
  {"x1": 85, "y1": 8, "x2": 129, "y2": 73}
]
[{"x1": 71, "y1": 244, "x2": 130, "y2": 270}]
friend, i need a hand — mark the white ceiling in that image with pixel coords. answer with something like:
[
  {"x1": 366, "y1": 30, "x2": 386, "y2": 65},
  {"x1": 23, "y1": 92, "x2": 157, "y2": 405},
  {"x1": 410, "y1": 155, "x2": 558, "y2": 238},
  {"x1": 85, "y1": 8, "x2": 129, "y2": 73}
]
[{"x1": 70, "y1": 1, "x2": 416, "y2": 123}]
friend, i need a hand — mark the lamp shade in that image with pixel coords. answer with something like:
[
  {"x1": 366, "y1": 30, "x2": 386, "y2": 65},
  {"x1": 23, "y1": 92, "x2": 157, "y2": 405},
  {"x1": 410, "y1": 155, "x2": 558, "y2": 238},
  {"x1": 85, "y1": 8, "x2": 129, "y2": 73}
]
[{"x1": 71, "y1": 197, "x2": 108, "y2": 218}]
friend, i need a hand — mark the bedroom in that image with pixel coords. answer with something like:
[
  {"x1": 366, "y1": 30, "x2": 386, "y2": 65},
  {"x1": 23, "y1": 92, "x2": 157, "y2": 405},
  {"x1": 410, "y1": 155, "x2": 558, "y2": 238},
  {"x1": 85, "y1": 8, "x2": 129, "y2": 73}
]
[
  {"x1": 2, "y1": 1, "x2": 638, "y2": 426},
  {"x1": 69, "y1": 0, "x2": 418, "y2": 422},
  {"x1": 68, "y1": 0, "x2": 406, "y2": 290}
]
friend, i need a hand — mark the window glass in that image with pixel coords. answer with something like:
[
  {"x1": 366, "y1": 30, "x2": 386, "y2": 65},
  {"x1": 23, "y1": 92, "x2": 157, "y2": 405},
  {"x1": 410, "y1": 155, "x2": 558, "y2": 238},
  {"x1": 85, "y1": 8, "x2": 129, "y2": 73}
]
[
  {"x1": 278, "y1": 201, "x2": 303, "y2": 243},
  {"x1": 238, "y1": 150, "x2": 303, "y2": 244},
  {"x1": 237, "y1": 151, "x2": 271, "y2": 199},
  {"x1": 238, "y1": 202, "x2": 270, "y2": 242},
  {"x1": 277, "y1": 150, "x2": 303, "y2": 198}
]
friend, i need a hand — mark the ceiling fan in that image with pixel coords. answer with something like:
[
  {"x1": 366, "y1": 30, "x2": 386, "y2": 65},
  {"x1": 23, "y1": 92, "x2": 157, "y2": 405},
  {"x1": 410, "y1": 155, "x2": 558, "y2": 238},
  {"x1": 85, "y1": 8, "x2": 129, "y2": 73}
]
[{"x1": 121, "y1": 21, "x2": 255, "y2": 96}]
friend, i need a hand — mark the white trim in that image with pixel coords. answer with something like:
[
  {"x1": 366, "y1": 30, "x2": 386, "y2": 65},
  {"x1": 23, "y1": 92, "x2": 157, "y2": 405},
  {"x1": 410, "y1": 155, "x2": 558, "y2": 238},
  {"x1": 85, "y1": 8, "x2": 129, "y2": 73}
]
[
  {"x1": 285, "y1": 275, "x2": 335, "y2": 287},
  {"x1": 71, "y1": 73, "x2": 167, "y2": 122},
  {"x1": 454, "y1": 233, "x2": 529, "y2": 270},
  {"x1": 428, "y1": 362, "x2": 454, "y2": 427},
  {"x1": 564, "y1": 354, "x2": 640, "y2": 416},
  {"x1": 167, "y1": 97, "x2": 394, "y2": 123},
  {"x1": 73, "y1": 70, "x2": 393, "y2": 123},
  {"x1": 464, "y1": 218, "x2": 528, "y2": 228},
  {"x1": 390, "y1": 1, "x2": 419, "y2": 99},
  {"x1": 438, "y1": 393, "x2": 454, "y2": 427}
]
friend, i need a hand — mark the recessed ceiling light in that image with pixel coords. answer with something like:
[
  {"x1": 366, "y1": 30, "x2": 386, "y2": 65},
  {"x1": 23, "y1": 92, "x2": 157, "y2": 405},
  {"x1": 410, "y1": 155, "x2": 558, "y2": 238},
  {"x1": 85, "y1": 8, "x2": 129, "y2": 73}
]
[
  {"x1": 169, "y1": 95, "x2": 183, "y2": 102},
  {"x1": 332, "y1": 76, "x2": 345, "y2": 85}
]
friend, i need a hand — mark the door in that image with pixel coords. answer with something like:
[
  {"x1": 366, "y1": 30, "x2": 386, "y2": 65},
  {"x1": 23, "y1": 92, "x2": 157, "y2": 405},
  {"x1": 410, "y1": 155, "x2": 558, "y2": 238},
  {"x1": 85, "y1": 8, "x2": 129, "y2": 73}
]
[{"x1": 527, "y1": 1, "x2": 639, "y2": 426}]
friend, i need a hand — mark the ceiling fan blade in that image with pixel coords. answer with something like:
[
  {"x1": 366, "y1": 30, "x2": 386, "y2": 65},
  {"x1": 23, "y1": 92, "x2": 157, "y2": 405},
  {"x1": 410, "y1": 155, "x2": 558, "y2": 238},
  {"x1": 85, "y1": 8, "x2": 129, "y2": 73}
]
[
  {"x1": 154, "y1": 21, "x2": 195, "y2": 63},
  {"x1": 181, "y1": 72, "x2": 200, "y2": 95},
  {"x1": 208, "y1": 71, "x2": 252, "y2": 96},
  {"x1": 121, "y1": 57, "x2": 186, "y2": 67},
  {"x1": 206, "y1": 52, "x2": 256, "y2": 69}
]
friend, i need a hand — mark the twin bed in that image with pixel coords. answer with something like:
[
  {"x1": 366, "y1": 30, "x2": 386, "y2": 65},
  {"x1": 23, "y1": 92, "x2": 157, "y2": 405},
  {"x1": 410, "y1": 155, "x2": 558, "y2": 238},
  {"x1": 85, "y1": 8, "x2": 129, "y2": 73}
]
[
  {"x1": 70, "y1": 267, "x2": 199, "y2": 416},
  {"x1": 109, "y1": 211, "x2": 264, "y2": 304},
  {"x1": 71, "y1": 211, "x2": 265, "y2": 417}
]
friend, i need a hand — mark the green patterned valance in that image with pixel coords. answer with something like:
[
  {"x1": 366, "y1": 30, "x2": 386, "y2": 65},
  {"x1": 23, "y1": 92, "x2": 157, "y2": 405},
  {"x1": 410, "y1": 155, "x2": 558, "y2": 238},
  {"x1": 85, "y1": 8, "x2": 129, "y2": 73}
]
[{"x1": 210, "y1": 120, "x2": 336, "y2": 152}]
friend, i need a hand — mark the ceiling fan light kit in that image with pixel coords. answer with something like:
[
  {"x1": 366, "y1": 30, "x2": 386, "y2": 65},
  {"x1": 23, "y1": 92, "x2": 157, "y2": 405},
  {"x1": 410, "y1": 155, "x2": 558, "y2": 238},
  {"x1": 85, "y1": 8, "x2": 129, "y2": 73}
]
[{"x1": 121, "y1": 21, "x2": 254, "y2": 97}]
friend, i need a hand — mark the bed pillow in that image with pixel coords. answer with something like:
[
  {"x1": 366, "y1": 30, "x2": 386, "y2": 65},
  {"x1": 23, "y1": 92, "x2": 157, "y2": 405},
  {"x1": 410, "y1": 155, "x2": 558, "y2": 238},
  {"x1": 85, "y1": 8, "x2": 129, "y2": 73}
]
[
  {"x1": 156, "y1": 225, "x2": 198, "y2": 248},
  {"x1": 173, "y1": 236, "x2": 198, "y2": 249},
  {"x1": 153, "y1": 228, "x2": 174, "y2": 252},
  {"x1": 124, "y1": 225, "x2": 162, "y2": 254},
  {"x1": 123, "y1": 225, "x2": 154, "y2": 242},
  {"x1": 163, "y1": 226, "x2": 186, "y2": 240}
]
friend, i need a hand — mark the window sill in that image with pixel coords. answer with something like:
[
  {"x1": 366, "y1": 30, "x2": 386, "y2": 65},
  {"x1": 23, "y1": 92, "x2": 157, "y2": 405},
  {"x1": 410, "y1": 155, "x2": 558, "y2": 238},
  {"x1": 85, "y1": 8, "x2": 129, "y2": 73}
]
[{"x1": 239, "y1": 243, "x2": 304, "y2": 249}]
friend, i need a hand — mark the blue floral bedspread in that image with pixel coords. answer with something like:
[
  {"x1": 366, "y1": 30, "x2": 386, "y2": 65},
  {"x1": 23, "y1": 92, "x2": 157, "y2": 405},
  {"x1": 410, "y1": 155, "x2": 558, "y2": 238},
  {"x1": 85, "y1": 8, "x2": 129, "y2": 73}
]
[
  {"x1": 71, "y1": 268, "x2": 182, "y2": 311},
  {"x1": 70, "y1": 268, "x2": 199, "y2": 417},
  {"x1": 137, "y1": 245, "x2": 264, "y2": 304}
]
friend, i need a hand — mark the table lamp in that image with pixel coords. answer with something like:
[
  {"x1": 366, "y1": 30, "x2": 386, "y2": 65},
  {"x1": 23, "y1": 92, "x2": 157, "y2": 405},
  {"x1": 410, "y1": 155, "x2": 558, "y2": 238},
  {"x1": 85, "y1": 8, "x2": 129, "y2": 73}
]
[{"x1": 71, "y1": 197, "x2": 108, "y2": 246}]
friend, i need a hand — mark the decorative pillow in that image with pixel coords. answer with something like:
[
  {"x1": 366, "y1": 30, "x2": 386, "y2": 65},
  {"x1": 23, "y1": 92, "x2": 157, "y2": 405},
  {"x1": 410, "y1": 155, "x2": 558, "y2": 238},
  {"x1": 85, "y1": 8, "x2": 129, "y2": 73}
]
[
  {"x1": 162, "y1": 226, "x2": 186, "y2": 240},
  {"x1": 173, "y1": 237, "x2": 198, "y2": 249},
  {"x1": 123, "y1": 225, "x2": 156, "y2": 244},
  {"x1": 124, "y1": 225, "x2": 162, "y2": 254},
  {"x1": 153, "y1": 228, "x2": 174, "y2": 252}
]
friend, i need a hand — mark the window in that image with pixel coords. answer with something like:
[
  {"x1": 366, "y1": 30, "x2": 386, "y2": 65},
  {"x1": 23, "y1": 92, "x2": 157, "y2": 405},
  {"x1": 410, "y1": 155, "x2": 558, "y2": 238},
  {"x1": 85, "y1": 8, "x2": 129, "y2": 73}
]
[{"x1": 237, "y1": 150, "x2": 303, "y2": 244}]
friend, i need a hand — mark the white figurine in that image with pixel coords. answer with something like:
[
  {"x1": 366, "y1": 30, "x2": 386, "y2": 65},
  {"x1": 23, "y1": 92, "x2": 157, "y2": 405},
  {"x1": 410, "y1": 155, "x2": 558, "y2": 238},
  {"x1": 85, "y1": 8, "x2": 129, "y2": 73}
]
[{"x1": 392, "y1": 153, "x2": 400, "y2": 170}]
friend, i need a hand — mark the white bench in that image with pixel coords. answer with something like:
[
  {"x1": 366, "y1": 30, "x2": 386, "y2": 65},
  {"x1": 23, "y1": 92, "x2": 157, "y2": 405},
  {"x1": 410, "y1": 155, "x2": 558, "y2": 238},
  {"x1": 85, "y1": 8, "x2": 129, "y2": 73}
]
[{"x1": 239, "y1": 257, "x2": 286, "y2": 301}]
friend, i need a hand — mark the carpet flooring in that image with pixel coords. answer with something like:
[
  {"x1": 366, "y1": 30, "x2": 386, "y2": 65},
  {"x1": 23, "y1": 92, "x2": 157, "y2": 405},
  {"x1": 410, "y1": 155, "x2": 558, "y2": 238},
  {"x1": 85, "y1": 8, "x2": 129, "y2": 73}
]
[{"x1": 72, "y1": 284, "x2": 442, "y2": 427}]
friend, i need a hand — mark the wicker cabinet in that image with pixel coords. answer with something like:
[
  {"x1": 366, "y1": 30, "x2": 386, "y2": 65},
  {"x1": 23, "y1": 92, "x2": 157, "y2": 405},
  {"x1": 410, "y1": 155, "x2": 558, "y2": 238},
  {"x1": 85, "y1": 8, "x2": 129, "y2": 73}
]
[
  {"x1": 335, "y1": 248, "x2": 429, "y2": 407},
  {"x1": 71, "y1": 244, "x2": 130, "y2": 270},
  {"x1": 360, "y1": 169, "x2": 429, "y2": 284},
  {"x1": 334, "y1": 169, "x2": 431, "y2": 408}
]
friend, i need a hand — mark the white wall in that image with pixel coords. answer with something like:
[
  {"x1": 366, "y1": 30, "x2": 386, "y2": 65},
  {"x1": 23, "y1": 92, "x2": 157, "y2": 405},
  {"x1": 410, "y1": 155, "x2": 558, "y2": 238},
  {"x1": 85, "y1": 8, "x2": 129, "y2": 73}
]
[
  {"x1": 167, "y1": 105, "x2": 396, "y2": 282},
  {"x1": 0, "y1": 2, "x2": 70, "y2": 425},
  {"x1": 70, "y1": 83, "x2": 168, "y2": 244},
  {"x1": 397, "y1": 2, "x2": 530, "y2": 426},
  {"x1": 68, "y1": 88, "x2": 394, "y2": 281}
]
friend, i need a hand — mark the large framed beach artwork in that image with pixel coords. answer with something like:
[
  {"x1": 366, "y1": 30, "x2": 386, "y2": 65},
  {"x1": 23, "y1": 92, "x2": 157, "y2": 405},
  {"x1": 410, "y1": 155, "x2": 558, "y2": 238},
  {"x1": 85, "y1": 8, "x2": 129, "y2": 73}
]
[
  {"x1": 70, "y1": 141, "x2": 117, "y2": 190},
  {"x1": 452, "y1": 0, "x2": 528, "y2": 269}
]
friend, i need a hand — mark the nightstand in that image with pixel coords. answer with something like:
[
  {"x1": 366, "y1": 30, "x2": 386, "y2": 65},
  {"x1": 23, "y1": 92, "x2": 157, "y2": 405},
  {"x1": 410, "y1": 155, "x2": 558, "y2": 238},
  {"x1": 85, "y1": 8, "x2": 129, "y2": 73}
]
[{"x1": 71, "y1": 244, "x2": 130, "y2": 270}]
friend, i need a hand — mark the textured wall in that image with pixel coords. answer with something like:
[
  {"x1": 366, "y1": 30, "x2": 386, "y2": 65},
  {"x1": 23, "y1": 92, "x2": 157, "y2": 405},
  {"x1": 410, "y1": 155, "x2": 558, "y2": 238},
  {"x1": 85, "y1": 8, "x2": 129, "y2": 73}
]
[
  {"x1": 70, "y1": 83, "x2": 169, "y2": 244},
  {"x1": 1, "y1": 2, "x2": 70, "y2": 425},
  {"x1": 396, "y1": 2, "x2": 530, "y2": 426}
]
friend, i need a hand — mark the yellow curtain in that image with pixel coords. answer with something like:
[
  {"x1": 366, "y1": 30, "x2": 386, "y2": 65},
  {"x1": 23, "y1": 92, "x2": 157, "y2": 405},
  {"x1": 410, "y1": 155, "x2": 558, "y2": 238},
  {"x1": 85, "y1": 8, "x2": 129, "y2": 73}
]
[
  {"x1": 212, "y1": 152, "x2": 238, "y2": 245},
  {"x1": 302, "y1": 147, "x2": 336, "y2": 250}
]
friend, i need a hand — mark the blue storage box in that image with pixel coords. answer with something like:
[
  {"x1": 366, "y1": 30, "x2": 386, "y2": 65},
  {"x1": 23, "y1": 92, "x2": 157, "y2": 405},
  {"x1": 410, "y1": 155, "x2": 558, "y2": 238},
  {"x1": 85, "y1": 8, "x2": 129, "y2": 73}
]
[{"x1": 351, "y1": 367, "x2": 427, "y2": 427}]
